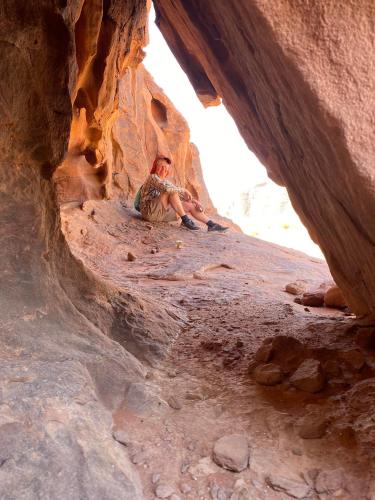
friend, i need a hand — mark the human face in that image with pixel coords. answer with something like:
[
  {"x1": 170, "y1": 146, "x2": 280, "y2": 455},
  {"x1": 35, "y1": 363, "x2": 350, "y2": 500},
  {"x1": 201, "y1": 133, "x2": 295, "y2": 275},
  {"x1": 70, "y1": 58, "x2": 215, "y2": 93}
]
[{"x1": 156, "y1": 160, "x2": 170, "y2": 178}]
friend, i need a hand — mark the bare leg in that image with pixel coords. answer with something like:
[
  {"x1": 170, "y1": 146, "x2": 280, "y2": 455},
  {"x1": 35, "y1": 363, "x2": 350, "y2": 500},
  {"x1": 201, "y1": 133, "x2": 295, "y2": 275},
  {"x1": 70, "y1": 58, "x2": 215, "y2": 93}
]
[
  {"x1": 182, "y1": 201, "x2": 210, "y2": 224},
  {"x1": 160, "y1": 191, "x2": 186, "y2": 217}
]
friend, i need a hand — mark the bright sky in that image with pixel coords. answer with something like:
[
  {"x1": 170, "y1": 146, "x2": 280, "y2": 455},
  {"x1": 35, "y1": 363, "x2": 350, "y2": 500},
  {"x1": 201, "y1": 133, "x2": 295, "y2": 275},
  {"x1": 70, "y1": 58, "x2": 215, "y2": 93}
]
[{"x1": 144, "y1": 7, "x2": 323, "y2": 258}]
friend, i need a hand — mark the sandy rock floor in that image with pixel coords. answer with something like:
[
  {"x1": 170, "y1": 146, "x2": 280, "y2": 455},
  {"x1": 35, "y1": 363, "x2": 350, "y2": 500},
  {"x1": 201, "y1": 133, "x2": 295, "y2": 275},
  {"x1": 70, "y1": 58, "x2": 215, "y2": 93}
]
[{"x1": 62, "y1": 201, "x2": 375, "y2": 499}]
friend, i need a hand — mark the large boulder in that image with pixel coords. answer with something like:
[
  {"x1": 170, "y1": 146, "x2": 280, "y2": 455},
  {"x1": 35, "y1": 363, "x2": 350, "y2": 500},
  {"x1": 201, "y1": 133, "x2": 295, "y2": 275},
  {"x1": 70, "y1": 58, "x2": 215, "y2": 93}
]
[{"x1": 154, "y1": 0, "x2": 375, "y2": 320}]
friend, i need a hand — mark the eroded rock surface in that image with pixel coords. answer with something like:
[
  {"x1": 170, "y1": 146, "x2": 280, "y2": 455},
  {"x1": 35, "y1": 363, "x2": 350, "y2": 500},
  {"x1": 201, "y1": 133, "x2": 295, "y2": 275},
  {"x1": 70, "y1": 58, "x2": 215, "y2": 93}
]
[{"x1": 154, "y1": 0, "x2": 375, "y2": 319}]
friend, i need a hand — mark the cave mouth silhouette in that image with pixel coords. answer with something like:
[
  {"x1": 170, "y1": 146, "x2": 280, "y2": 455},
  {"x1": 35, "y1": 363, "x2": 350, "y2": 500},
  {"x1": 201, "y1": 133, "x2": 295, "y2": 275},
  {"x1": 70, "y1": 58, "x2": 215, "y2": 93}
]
[{"x1": 144, "y1": 5, "x2": 323, "y2": 259}]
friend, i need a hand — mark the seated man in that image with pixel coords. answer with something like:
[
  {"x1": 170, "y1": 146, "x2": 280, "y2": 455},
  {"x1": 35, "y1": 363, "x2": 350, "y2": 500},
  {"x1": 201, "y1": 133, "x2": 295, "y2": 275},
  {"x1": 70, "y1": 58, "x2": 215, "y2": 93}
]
[{"x1": 137, "y1": 156, "x2": 228, "y2": 232}]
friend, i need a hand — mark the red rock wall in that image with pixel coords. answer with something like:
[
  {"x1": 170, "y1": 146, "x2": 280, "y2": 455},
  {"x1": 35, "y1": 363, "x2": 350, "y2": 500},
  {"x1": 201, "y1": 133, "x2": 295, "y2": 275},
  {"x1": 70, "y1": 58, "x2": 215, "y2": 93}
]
[
  {"x1": 53, "y1": 59, "x2": 214, "y2": 211},
  {"x1": 153, "y1": 0, "x2": 375, "y2": 319},
  {"x1": 110, "y1": 65, "x2": 214, "y2": 210}
]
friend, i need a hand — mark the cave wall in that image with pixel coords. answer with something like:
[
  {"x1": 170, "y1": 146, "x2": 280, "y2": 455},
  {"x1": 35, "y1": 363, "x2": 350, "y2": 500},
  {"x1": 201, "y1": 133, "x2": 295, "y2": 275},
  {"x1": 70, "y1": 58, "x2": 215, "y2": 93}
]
[
  {"x1": 0, "y1": 1, "x2": 164, "y2": 496},
  {"x1": 110, "y1": 64, "x2": 214, "y2": 210},
  {"x1": 54, "y1": 61, "x2": 214, "y2": 210},
  {"x1": 153, "y1": 0, "x2": 375, "y2": 319}
]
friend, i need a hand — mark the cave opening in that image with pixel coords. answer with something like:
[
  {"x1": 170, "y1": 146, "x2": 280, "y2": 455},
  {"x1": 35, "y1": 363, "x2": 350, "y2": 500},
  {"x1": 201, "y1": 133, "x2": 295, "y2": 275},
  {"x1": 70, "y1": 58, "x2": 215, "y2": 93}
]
[
  {"x1": 145, "y1": 6, "x2": 323, "y2": 259},
  {"x1": 1, "y1": 1, "x2": 374, "y2": 497}
]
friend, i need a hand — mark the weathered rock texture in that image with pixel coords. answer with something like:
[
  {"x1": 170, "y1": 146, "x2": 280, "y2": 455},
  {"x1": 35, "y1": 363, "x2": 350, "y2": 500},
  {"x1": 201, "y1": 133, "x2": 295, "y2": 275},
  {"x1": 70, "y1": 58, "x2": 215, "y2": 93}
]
[
  {"x1": 0, "y1": 1, "x2": 166, "y2": 497},
  {"x1": 54, "y1": 62, "x2": 213, "y2": 209},
  {"x1": 110, "y1": 65, "x2": 214, "y2": 208},
  {"x1": 153, "y1": 0, "x2": 375, "y2": 319}
]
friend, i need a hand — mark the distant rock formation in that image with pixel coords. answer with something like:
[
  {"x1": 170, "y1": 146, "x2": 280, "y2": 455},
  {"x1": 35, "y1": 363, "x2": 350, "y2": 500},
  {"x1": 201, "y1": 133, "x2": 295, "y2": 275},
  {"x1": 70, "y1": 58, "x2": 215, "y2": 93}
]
[{"x1": 54, "y1": 63, "x2": 214, "y2": 211}]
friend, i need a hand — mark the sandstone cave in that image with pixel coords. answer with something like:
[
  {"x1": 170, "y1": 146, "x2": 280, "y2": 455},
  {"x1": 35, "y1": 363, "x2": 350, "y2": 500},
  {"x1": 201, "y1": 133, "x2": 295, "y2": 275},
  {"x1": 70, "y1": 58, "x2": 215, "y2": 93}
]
[{"x1": 1, "y1": 1, "x2": 375, "y2": 498}]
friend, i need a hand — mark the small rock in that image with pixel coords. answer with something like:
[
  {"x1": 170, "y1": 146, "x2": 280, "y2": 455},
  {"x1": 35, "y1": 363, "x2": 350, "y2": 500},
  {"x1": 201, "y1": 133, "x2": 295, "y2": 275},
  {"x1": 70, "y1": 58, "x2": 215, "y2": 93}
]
[
  {"x1": 127, "y1": 251, "x2": 136, "y2": 262},
  {"x1": 155, "y1": 483, "x2": 175, "y2": 498},
  {"x1": 151, "y1": 248, "x2": 158, "y2": 254},
  {"x1": 188, "y1": 457, "x2": 219, "y2": 477},
  {"x1": 266, "y1": 475, "x2": 311, "y2": 499},
  {"x1": 324, "y1": 285, "x2": 347, "y2": 309},
  {"x1": 254, "y1": 363, "x2": 283, "y2": 386},
  {"x1": 210, "y1": 482, "x2": 232, "y2": 500},
  {"x1": 231, "y1": 479, "x2": 251, "y2": 500},
  {"x1": 212, "y1": 434, "x2": 249, "y2": 472},
  {"x1": 112, "y1": 428, "x2": 131, "y2": 446},
  {"x1": 301, "y1": 291, "x2": 325, "y2": 307},
  {"x1": 181, "y1": 461, "x2": 190, "y2": 474},
  {"x1": 285, "y1": 280, "x2": 308, "y2": 295},
  {"x1": 167, "y1": 396, "x2": 182, "y2": 410},
  {"x1": 339, "y1": 349, "x2": 365, "y2": 371},
  {"x1": 185, "y1": 391, "x2": 203, "y2": 401},
  {"x1": 298, "y1": 415, "x2": 327, "y2": 439},
  {"x1": 254, "y1": 342, "x2": 273, "y2": 362},
  {"x1": 290, "y1": 359, "x2": 325, "y2": 393},
  {"x1": 180, "y1": 483, "x2": 192, "y2": 494},
  {"x1": 152, "y1": 473, "x2": 161, "y2": 484},
  {"x1": 294, "y1": 297, "x2": 302, "y2": 304}
]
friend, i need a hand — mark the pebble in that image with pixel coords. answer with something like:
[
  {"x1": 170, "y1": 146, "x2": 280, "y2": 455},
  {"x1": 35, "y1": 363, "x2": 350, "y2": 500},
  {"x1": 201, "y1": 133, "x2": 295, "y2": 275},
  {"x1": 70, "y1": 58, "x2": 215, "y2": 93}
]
[
  {"x1": 266, "y1": 474, "x2": 311, "y2": 498},
  {"x1": 290, "y1": 358, "x2": 325, "y2": 393},
  {"x1": 127, "y1": 251, "x2": 136, "y2": 261},
  {"x1": 185, "y1": 391, "x2": 203, "y2": 401},
  {"x1": 254, "y1": 363, "x2": 283, "y2": 386},
  {"x1": 301, "y1": 291, "x2": 324, "y2": 307},
  {"x1": 152, "y1": 473, "x2": 161, "y2": 484},
  {"x1": 212, "y1": 434, "x2": 249, "y2": 472},
  {"x1": 180, "y1": 461, "x2": 190, "y2": 474},
  {"x1": 210, "y1": 482, "x2": 232, "y2": 500},
  {"x1": 285, "y1": 280, "x2": 308, "y2": 295},
  {"x1": 167, "y1": 396, "x2": 182, "y2": 410},
  {"x1": 155, "y1": 483, "x2": 175, "y2": 498}
]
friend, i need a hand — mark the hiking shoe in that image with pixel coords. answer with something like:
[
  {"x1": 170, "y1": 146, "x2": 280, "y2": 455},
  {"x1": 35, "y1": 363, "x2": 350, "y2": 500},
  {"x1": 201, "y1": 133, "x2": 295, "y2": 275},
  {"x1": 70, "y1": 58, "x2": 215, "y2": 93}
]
[
  {"x1": 181, "y1": 216, "x2": 200, "y2": 230},
  {"x1": 207, "y1": 222, "x2": 229, "y2": 232}
]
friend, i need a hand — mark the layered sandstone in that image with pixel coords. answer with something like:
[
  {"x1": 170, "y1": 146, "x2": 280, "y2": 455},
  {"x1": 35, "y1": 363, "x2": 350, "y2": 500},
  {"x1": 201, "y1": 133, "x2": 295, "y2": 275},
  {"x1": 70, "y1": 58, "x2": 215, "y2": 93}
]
[
  {"x1": 0, "y1": 1, "x2": 157, "y2": 497},
  {"x1": 154, "y1": 0, "x2": 375, "y2": 319},
  {"x1": 54, "y1": 61, "x2": 213, "y2": 210}
]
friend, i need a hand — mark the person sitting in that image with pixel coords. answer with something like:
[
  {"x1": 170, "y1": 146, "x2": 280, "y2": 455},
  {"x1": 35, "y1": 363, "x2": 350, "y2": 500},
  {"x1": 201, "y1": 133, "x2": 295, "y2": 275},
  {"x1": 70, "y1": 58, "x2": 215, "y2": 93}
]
[{"x1": 135, "y1": 156, "x2": 228, "y2": 232}]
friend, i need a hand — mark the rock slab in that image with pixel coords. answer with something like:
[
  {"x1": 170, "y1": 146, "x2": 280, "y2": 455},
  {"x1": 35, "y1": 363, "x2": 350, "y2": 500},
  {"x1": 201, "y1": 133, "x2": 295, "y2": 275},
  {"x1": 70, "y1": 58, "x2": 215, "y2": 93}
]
[
  {"x1": 212, "y1": 434, "x2": 249, "y2": 472},
  {"x1": 290, "y1": 359, "x2": 325, "y2": 393}
]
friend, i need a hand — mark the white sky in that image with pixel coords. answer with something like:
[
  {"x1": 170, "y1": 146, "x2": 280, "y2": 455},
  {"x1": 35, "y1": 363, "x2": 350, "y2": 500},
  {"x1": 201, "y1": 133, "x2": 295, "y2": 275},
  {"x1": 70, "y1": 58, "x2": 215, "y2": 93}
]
[{"x1": 144, "y1": 7, "x2": 323, "y2": 258}]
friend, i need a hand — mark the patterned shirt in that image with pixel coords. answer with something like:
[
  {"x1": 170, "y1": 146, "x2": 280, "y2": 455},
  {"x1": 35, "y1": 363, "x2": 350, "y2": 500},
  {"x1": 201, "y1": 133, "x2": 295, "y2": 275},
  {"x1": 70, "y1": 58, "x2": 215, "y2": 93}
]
[{"x1": 140, "y1": 174, "x2": 185, "y2": 214}]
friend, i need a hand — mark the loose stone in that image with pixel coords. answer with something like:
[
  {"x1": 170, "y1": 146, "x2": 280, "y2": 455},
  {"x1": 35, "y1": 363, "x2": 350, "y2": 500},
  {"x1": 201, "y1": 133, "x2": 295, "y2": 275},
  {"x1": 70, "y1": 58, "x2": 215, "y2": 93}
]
[{"x1": 212, "y1": 434, "x2": 249, "y2": 472}]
